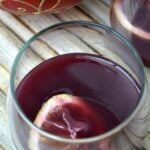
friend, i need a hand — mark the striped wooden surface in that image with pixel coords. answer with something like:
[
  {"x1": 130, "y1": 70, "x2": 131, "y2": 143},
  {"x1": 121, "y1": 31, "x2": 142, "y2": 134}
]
[{"x1": 0, "y1": 0, "x2": 150, "y2": 149}]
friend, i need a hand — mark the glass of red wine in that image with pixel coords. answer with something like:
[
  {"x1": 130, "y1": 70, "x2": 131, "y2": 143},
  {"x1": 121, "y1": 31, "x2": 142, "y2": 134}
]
[
  {"x1": 7, "y1": 21, "x2": 149, "y2": 150},
  {"x1": 110, "y1": 0, "x2": 150, "y2": 67}
]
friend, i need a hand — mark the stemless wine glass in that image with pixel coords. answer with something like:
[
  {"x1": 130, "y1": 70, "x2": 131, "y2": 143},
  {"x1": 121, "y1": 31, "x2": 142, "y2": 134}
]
[{"x1": 7, "y1": 21, "x2": 149, "y2": 150}]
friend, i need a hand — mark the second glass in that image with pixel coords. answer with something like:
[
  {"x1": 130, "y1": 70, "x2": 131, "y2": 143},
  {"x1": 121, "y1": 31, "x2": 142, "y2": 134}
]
[{"x1": 110, "y1": 0, "x2": 150, "y2": 67}]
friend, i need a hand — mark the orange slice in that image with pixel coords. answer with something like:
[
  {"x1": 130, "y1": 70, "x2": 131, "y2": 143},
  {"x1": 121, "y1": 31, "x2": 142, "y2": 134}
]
[{"x1": 29, "y1": 94, "x2": 105, "y2": 149}]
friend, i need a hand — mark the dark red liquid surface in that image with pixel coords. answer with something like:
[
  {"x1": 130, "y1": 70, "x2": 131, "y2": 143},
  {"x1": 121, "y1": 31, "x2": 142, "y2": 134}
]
[
  {"x1": 110, "y1": 0, "x2": 150, "y2": 66},
  {"x1": 16, "y1": 53, "x2": 140, "y2": 138}
]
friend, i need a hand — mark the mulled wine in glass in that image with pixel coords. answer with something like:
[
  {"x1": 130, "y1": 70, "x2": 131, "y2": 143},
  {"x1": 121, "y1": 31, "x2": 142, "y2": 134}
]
[{"x1": 8, "y1": 21, "x2": 149, "y2": 150}]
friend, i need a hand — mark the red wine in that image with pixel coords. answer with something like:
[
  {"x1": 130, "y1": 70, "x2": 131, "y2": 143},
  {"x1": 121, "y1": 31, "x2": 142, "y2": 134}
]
[
  {"x1": 16, "y1": 53, "x2": 140, "y2": 138},
  {"x1": 110, "y1": 0, "x2": 150, "y2": 66}
]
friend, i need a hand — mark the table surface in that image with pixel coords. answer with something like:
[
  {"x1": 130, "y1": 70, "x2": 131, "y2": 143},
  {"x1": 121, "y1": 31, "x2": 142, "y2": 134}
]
[{"x1": 0, "y1": 0, "x2": 150, "y2": 149}]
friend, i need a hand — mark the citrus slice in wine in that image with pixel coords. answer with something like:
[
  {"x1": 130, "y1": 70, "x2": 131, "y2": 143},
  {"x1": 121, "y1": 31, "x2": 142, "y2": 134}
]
[{"x1": 29, "y1": 94, "x2": 106, "y2": 149}]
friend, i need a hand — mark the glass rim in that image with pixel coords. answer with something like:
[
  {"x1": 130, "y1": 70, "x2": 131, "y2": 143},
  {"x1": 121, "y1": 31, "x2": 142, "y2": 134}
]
[{"x1": 10, "y1": 20, "x2": 146, "y2": 143}]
